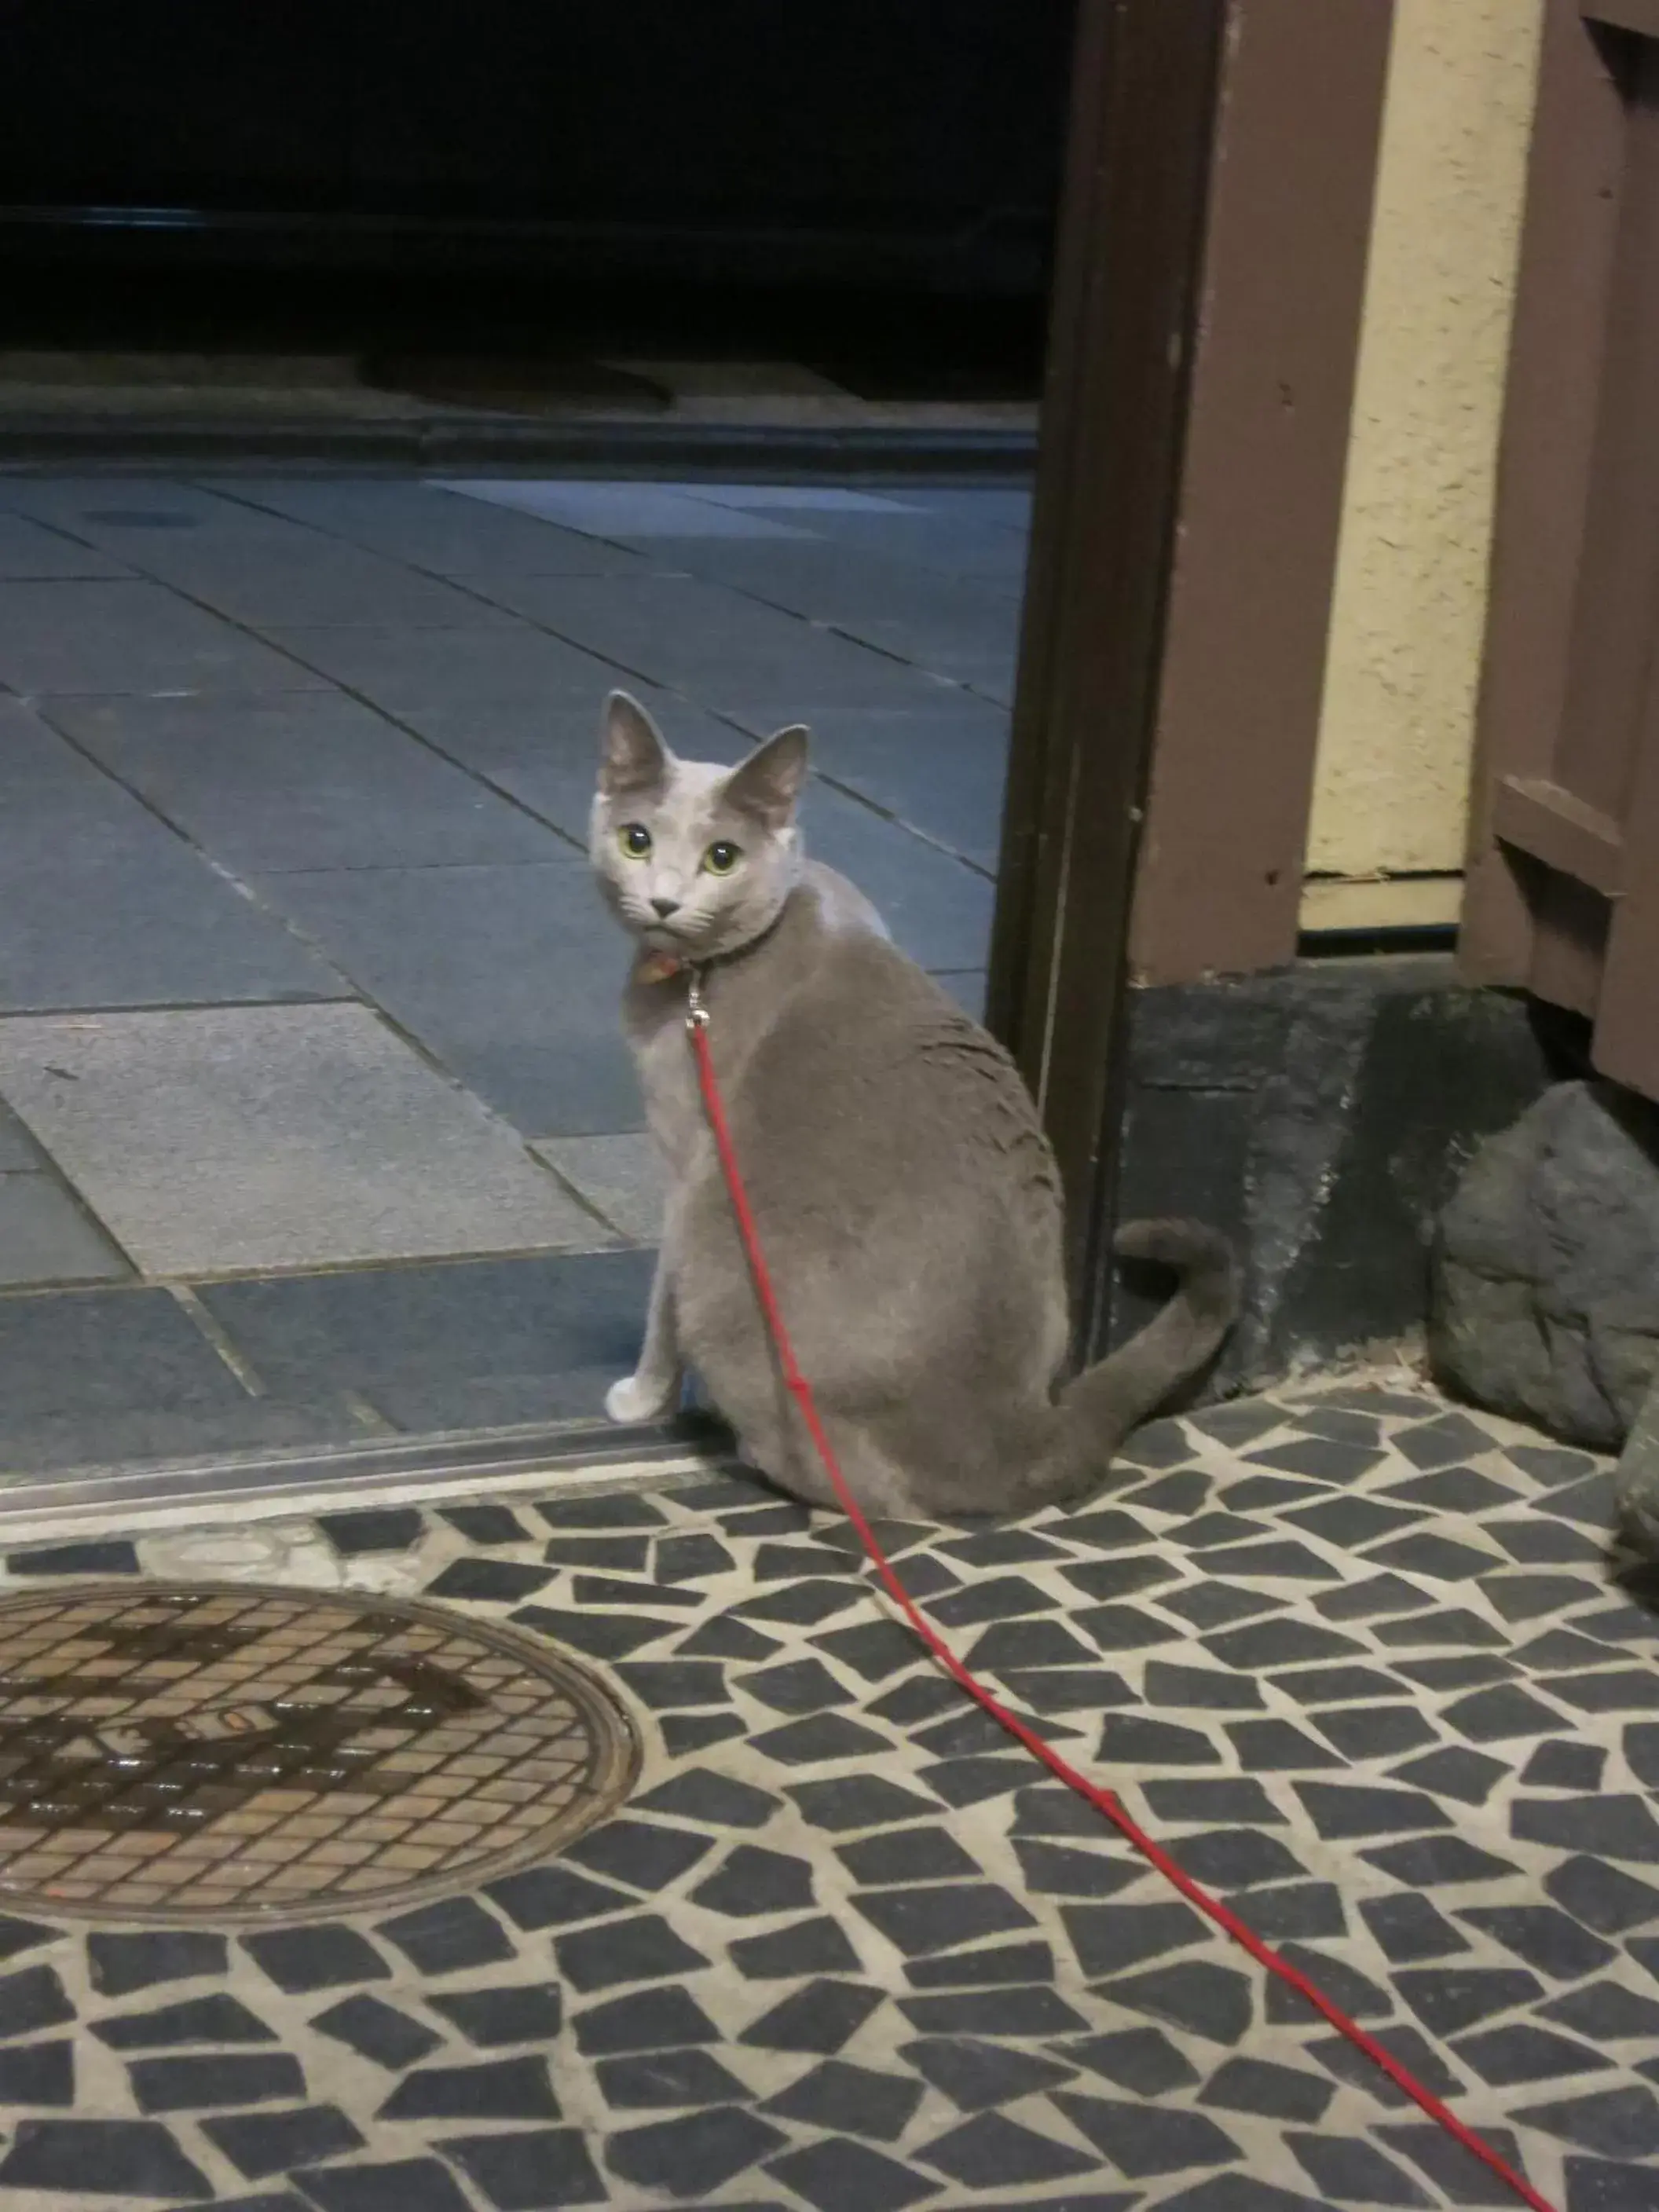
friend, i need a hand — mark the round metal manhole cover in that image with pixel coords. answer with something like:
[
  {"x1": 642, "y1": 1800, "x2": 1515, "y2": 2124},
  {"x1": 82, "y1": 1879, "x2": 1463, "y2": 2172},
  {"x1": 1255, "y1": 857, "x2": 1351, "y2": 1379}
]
[{"x1": 0, "y1": 1583, "x2": 638, "y2": 1925}]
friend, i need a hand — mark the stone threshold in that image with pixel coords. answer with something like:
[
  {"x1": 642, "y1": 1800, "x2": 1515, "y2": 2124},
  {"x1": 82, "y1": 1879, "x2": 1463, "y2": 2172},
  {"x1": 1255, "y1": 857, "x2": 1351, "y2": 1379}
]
[{"x1": 0, "y1": 1415, "x2": 723, "y2": 1548}]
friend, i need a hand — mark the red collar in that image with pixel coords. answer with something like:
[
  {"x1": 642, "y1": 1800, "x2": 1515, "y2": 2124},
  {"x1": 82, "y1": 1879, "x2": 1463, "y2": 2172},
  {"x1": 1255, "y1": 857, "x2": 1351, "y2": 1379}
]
[{"x1": 636, "y1": 950, "x2": 686, "y2": 986}]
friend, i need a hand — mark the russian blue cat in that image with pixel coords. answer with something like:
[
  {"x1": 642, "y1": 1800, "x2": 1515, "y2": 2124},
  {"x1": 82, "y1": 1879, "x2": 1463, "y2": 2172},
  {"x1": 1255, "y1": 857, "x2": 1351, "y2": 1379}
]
[{"x1": 593, "y1": 691, "x2": 1236, "y2": 1516}]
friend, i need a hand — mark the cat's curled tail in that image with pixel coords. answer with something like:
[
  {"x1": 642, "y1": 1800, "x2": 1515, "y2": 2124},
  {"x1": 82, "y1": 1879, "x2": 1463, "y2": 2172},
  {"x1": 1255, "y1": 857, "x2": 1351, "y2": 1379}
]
[{"x1": 1024, "y1": 1218, "x2": 1240, "y2": 1508}]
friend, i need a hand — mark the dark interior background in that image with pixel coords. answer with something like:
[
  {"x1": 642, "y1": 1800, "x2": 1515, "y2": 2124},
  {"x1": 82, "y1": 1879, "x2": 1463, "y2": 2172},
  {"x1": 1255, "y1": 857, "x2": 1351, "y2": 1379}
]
[{"x1": 0, "y1": 0, "x2": 1076, "y2": 297}]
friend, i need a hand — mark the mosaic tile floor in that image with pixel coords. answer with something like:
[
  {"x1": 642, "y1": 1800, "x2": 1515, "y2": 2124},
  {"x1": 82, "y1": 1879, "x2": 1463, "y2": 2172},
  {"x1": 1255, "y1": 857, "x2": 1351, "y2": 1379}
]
[{"x1": 0, "y1": 1379, "x2": 1654, "y2": 2210}]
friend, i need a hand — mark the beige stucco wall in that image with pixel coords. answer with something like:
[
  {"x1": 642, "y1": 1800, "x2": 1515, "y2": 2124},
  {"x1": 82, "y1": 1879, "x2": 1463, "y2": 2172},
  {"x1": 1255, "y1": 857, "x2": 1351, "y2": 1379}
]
[{"x1": 1301, "y1": 0, "x2": 1544, "y2": 929}]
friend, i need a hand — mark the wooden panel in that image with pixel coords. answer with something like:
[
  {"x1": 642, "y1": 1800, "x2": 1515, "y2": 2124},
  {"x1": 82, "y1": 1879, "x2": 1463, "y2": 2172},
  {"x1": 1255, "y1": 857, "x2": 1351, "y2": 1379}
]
[
  {"x1": 1467, "y1": 2, "x2": 1659, "y2": 1105},
  {"x1": 1463, "y1": 0, "x2": 1631, "y2": 983},
  {"x1": 1128, "y1": 0, "x2": 1393, "y2": 985},
  {"x1": 1550, "y1": 53, "x2": 1659, "y2": 822},
  {"x1": 1492, "y1": 775, "x2": 1625, "y2": 893},
  {"x1": 1585, "y1": 0, "x2": 1659, "y2": 38}
]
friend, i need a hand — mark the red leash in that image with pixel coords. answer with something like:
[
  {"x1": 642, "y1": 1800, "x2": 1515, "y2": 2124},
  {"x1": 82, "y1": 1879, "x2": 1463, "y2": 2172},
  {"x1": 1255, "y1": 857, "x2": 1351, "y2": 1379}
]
[{"x1": 688, "y1": 990, "x2": 1554, "y2": 2212}]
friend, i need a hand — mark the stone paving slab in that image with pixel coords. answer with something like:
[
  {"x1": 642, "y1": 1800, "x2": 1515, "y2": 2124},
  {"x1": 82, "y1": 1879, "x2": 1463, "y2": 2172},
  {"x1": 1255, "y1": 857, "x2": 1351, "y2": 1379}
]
[
  {"x1": 0, "y1": 705, "x2": 344, "y2": 1010},
  {"x1": 804, "y1": 705, "x2": 1010, "y2": 876},
  {"x1": 205, "y1": 478, "x2": 661, "y2": 578},
  {"x1": 0, "y1": 1097, "x2": 45, "y2": 1173},
  {"x1": 0, "y1": 1384, "x2": 1643, "y2": 2205},
  {"x1": 0, "y1": 1306, "x2": 320, "y2": 1470},
  {"x1": 472, "y1": 570, "x2": 958, "y2": 715},
  {"x1": 0, "y1": 1004, "x2": 606, "y2": 1276},
  {"x1": 800, "y1": 783, "x2": 996, "y2": 974},
  {"x1": 0, "y1": 690, "x2": 169, "y2": 838},
  {"x1": 0, "y1": 475, "x2": 308, "y2": 544},
  {"x1": 671, "y1": 483, "x2": 941, "y2": 515},
  {"x1": 0, "y1": 841, "x2": 345, "y2": 1015},
  {"x1": 261, "y1": 623, "x2": 625, "y2": 712},
  {"x1": 779, "y1": 507, "x2": 1033, "y2": 592},
  {"x1": 253, "y1": 862, "x2": 643, "y2": 1139},
  {"x1": 937, "y1": 973, "x2": 990, "y2": 1024},
  {"x1": 0, "y1": 511, "x2": 132, "y2": 580},
  {"x1": 0, "y1": 1399, "x2": 359, "y2": 1481},
  {"x1": 0, "y1": 578, "x2": 329, "y2": 696},
  {"x1": 460, "y1": 745, "x2": 649, "y2": 853},
  {"x1": 390, "y1": 681, "x2": 738, "y2": 793},
  {"x1": 115, "y1": 537, "x2": 525, "y2": 633},
  {"x1": 533, "y1": 1133, "x2": 667, "y2": 1245},
  {"x1": 687, "y1": 484, "x2": 1035, "y2": 533},
  {"x1": 0, "y1": 1281, "x2": 329, "y2": 1434},
  {"x1": 200, "y1": 1247, "x2": 654, "y2": 1434},
  {"x1": 635, "y1": 537, "x2": 1023, "y2": 701},
  {"x1": 405, "y1": 686, "x2": 744, "y2": 851},
  {"x1": 441, "y1": 478, "x2": 819, "y2": 540},
  {"x1": 0, "y1": 471, "x2": 1023, "y2": 1452},
  {"x1": 0, "y1": 1170, "x2": 129, "y2": 1287},
  {"x1": 46, "y1": 694, "x2": 570, "y2": 874},
  {"x1": 895, "y1": 487, "x2": 1035, "y2": 533}
]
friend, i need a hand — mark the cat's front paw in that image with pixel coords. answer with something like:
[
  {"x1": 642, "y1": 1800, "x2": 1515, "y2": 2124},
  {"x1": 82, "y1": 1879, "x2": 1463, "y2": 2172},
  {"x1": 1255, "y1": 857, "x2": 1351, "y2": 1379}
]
[{"x1": 606, "y1": 1372, "x2": 678, "y2": 1426}]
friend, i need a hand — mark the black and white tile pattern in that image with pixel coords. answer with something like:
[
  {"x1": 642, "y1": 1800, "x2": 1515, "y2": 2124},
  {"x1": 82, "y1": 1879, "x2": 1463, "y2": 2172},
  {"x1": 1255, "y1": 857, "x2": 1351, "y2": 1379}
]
[{"x1": 0, "y1": 1379, "x2": 1654, "y2": 2208}]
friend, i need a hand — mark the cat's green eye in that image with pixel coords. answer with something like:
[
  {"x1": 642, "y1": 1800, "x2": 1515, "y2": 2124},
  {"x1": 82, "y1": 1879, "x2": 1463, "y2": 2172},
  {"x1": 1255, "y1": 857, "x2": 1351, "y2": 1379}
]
[
  {"x1": 618, "y1": 823, "x2": 653, "y2": 859},
  {"x1": 703, "y1": 840, "x2": 742, "y2": 876}
]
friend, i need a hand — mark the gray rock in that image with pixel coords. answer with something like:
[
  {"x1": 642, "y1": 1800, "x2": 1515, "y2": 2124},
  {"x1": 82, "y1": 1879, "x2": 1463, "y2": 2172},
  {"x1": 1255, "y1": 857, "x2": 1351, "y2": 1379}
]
[
  {"x1": 1617, "y1": 1373, "x2": 1659, "y2": 1558},
  {"x1": 1430, "y1": 1080, "x2": 1659, "y2": 1449}
]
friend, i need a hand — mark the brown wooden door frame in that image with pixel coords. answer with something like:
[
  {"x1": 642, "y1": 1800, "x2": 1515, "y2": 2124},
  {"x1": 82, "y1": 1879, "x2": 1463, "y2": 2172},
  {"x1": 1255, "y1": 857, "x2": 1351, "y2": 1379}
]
[
  {"x1": 987, "y1": 0, "x2": 1228, "y2": 1345},
  {"x1": 990, "y1": 0, "x2": 1394, "y2": 1347}
]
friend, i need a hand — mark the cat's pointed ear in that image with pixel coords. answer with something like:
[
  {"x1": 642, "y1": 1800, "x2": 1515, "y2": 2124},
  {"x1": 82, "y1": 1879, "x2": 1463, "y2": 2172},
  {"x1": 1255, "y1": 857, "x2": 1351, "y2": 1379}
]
[
  {"x1": 599, "y1": 691, "x2": 672, "y2": 798},
  {"x1": 723, "y1": 724, "x2": 810, "y2": 829}
]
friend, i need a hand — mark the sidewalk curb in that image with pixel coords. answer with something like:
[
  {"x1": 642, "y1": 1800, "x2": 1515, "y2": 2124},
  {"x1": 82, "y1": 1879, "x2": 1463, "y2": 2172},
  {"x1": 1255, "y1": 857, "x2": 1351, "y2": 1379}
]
[{"x1": 0, "y1": 416, "x2": 1037, "y2": 482}]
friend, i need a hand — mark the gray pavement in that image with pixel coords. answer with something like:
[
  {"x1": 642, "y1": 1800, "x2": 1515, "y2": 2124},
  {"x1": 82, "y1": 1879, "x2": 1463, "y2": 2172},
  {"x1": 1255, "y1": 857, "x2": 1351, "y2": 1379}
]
[{"x1": 0, "y1": 472, "x2": 1025, "y2": 1473}]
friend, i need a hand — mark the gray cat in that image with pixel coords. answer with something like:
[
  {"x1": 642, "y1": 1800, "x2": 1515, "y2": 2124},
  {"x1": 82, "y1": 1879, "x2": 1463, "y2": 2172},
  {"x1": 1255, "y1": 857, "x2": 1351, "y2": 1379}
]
[{"x1": 592, "y1": 691, "x2": 1236, "y2": 1518}]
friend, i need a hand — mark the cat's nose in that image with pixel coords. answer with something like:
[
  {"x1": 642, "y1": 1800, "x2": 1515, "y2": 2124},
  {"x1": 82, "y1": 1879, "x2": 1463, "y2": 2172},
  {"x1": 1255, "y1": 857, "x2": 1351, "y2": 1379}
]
[{"x1": 650, "y1": 895, "x2": 682, "y2": 919}]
